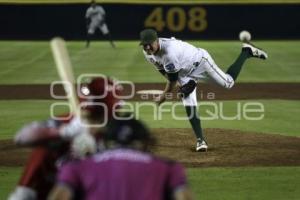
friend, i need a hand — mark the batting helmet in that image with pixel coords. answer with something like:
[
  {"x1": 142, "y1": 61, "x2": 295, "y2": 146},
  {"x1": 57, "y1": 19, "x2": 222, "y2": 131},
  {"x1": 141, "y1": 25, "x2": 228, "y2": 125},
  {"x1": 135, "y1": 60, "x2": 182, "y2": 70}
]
[
  {"x1": 80, "y1": 76, "x2": 123, "y2": 119},
  {"x1": 103, "y1": 117, "x2": 153, "y2": 150}
]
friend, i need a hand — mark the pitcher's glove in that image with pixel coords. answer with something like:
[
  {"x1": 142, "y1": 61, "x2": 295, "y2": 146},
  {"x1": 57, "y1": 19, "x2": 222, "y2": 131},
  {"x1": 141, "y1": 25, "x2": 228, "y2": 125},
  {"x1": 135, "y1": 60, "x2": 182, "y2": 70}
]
[{"x1": 179, "y1": 80, "x2": 196, "y2": 98}]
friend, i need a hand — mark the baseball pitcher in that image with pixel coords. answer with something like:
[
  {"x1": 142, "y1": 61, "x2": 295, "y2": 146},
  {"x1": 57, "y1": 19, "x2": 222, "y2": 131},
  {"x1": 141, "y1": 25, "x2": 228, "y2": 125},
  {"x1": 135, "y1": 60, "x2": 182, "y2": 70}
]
[
  {"x1": 85, "y1": 0, "x2": 115, "y2": 48},
  {"x1": 140, "y1": 29, "x2": 268, "y2": 152}
]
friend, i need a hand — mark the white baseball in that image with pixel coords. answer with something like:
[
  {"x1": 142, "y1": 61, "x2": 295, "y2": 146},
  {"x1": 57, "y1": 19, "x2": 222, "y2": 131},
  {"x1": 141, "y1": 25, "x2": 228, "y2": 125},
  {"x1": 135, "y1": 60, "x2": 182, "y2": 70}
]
[{"x1": 239, "y1": 30, "x2": 251, "y2": 42}]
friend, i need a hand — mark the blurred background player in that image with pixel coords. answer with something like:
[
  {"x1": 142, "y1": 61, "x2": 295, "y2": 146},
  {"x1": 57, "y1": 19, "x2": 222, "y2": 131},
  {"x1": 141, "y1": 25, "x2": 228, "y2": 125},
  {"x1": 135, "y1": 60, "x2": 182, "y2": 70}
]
[
  {"x1": 140, "y1": 29, "x2": 268, "y2": 152},
  {"x1": 85, "y1": 0, "x2": 115, "y2": 48},
  {"x1": 49, "y1": 117, "x2": 193, "y2": 200},
  {"x1": 8, "y1": 76, "x2": 122, "y2": 200}
]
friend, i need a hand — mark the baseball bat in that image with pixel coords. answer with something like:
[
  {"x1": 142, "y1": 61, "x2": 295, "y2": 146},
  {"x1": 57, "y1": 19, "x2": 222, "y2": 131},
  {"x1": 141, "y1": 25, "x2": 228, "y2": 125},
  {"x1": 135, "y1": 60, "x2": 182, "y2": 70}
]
[{"x1": 50, "y1": 37, "x2": 79, "y2": 116}]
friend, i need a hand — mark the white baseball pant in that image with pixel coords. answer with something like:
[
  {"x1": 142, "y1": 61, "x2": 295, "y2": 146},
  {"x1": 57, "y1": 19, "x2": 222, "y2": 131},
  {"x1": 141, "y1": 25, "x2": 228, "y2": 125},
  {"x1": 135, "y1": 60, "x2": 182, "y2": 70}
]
[
  {"x1": 182, "y1": 49, "x2": 234, "y2": 106},
  {"x1": 88, "y1": 20, "x2": 109, "y2": 35}
]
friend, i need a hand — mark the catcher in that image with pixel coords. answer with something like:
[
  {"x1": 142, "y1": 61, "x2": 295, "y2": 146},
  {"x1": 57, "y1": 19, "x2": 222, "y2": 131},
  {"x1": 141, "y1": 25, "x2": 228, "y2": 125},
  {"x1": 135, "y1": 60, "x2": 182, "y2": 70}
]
[
  {"x1": 140, "y1": 29, "x2": 268, "y2": 152},
  {"x1": 8, "y1": 76, "x2": 123, "y2": 200}
]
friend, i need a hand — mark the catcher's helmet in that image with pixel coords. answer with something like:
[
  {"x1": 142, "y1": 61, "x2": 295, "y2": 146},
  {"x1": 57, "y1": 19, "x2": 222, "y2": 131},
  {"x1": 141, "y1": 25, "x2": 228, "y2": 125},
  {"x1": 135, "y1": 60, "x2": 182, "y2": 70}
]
[{"x1": 80, "y1": 77, "x2": 123, "y2": 118}]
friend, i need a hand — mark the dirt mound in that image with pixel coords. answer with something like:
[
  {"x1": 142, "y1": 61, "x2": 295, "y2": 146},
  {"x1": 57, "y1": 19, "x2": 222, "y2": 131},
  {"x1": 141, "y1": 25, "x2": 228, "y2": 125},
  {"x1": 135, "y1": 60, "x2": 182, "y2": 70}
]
[
  {"x1": 1, "y1": 128, "x2": 299, "y2": 167},
  {"x1": 0, "y1": 140, "x2": 30, "y2": 166},
  {"x1": 152, "y1": 128, "x2": 300, "y2": 167}
]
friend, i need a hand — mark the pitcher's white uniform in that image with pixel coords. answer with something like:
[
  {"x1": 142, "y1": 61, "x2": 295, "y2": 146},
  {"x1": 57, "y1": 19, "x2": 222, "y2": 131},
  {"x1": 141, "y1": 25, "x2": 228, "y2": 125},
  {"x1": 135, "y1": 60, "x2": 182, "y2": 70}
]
[
  {"x1": 143, "y1": 37, "x2": 234, "y2": 106},
  {"x1": 86, "y1": 5, "x2": 109, "y2": 35}
]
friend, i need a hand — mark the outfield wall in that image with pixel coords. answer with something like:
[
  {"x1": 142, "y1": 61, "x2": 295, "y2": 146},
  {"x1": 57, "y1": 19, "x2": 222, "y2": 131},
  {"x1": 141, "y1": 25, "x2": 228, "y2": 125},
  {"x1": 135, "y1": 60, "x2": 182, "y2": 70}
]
[{"x1": 0, "y1": 3, "x2": 299, "y2": 40}]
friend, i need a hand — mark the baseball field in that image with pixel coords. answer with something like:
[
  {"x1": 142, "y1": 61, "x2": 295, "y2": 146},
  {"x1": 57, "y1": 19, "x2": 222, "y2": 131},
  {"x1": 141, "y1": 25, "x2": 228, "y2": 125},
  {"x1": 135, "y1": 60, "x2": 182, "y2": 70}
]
[{"x1": 0, "y1": 40, "x2": 299, "y2": 199}]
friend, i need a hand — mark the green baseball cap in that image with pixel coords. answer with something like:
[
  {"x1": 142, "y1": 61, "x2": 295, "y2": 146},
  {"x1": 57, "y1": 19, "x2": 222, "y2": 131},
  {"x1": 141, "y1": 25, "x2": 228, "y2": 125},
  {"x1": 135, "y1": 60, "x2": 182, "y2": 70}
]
[{"x1": 139, "y1": 29, "x2": 158, "y2": 45}]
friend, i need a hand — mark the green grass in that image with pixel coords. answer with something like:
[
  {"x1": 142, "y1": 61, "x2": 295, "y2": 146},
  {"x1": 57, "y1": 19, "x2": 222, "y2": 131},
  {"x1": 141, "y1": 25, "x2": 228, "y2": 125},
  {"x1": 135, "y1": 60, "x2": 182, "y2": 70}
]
[
  {"x1": 0, "y1": 41, "x2": 299, "y2": 84},
  {"x1": 128, "y1": 100, "x2": 300, "y2": 136},
  {"x1": 0, "y1": 40, "x2": 299, "y2": 200},
  {"x1": 188, "y1": 167, "x2": 300, "y2": 200},
  {"x1": 0, "y1": 100, "x2": 299, "y2": 199},
  {"x1": 0, "y1": 100, "x2": 69, "y2": 140},
  {"x1": 0, "y1": 167, "x2": 22, "y2": 199},
  {"x1": 1, "y1": 166, "x2": 300, "y2": 200},
  {"x1": 0, "y1": 100, "x2": 299, "y2": 140}
]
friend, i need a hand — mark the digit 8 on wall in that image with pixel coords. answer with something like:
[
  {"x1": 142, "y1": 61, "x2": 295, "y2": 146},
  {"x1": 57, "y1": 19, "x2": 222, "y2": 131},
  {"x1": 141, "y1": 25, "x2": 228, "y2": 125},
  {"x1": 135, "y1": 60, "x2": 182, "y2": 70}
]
[
  {"x1": 188, "y1": 7, "x2": 207, "y2": 32},
  {"x1": 144, "y1": 6, "x2": 208, "y2": 32}
]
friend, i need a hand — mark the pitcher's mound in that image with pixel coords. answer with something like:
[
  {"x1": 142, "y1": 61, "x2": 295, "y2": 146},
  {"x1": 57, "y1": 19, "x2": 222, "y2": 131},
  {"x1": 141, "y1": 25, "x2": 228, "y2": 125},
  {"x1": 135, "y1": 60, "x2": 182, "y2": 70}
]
[
  {"x1": 151, "y1": 128, "x2": 300, "y2": 167},
  {"x1": 1, "y1": 128, "x2": 300, "y2": 167}
]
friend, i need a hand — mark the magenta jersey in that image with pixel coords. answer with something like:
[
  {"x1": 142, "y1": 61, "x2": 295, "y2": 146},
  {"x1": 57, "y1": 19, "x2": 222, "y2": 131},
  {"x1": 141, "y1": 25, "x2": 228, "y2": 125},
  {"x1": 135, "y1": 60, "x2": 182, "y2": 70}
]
[{"x1": 58, "y1": 148, "x2": 187, "y2": 200}]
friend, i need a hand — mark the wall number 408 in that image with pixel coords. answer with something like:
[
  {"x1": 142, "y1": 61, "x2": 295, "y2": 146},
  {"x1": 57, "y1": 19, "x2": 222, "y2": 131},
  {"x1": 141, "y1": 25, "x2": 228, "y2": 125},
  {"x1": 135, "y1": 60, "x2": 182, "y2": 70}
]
[{"x1": 144, "y1": 7, "x2": 207, "y2": 32}]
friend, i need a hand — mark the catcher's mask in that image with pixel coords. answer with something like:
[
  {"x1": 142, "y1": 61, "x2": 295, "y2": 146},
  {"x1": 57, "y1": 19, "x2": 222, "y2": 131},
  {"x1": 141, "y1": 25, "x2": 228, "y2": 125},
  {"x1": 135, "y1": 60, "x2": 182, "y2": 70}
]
[
  {"x1": 103, "y1": 117, "x2": 154, "y2": 151},
  {"x1": 79, "y1": 77, "x2": 123, "y2": 119}
]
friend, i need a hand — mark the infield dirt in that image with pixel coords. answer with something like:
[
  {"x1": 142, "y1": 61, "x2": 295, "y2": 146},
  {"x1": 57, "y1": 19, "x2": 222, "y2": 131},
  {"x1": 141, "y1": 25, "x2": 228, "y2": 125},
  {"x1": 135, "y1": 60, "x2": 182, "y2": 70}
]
[
  {"x1": 1, "y1": 128, "x2": 300, "y2": 167},
  {"x1": 1, "y1": 83, "x2": 299, "y2": 100}
]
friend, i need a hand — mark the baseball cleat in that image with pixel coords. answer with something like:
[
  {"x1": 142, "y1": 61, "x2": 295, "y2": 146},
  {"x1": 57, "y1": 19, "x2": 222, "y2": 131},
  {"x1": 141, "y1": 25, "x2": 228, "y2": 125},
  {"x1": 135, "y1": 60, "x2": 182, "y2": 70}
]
[
  {"x1": 242, "y1": 43, "x2": 268, "y2": 60},
  {"x1": 196, "y1": 139, "x2": 208, "y2": 152}
]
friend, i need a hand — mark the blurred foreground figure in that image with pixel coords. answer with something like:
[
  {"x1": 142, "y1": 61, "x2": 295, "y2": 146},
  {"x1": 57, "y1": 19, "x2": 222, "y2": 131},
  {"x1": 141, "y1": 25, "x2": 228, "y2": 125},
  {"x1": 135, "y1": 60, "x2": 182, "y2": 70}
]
[
  {"x1": 8, "y1": 76, "x2": 122, "y2": 200},
  {"x1": 49, "y1": 117, "x2": 193, "y2": 200}
]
